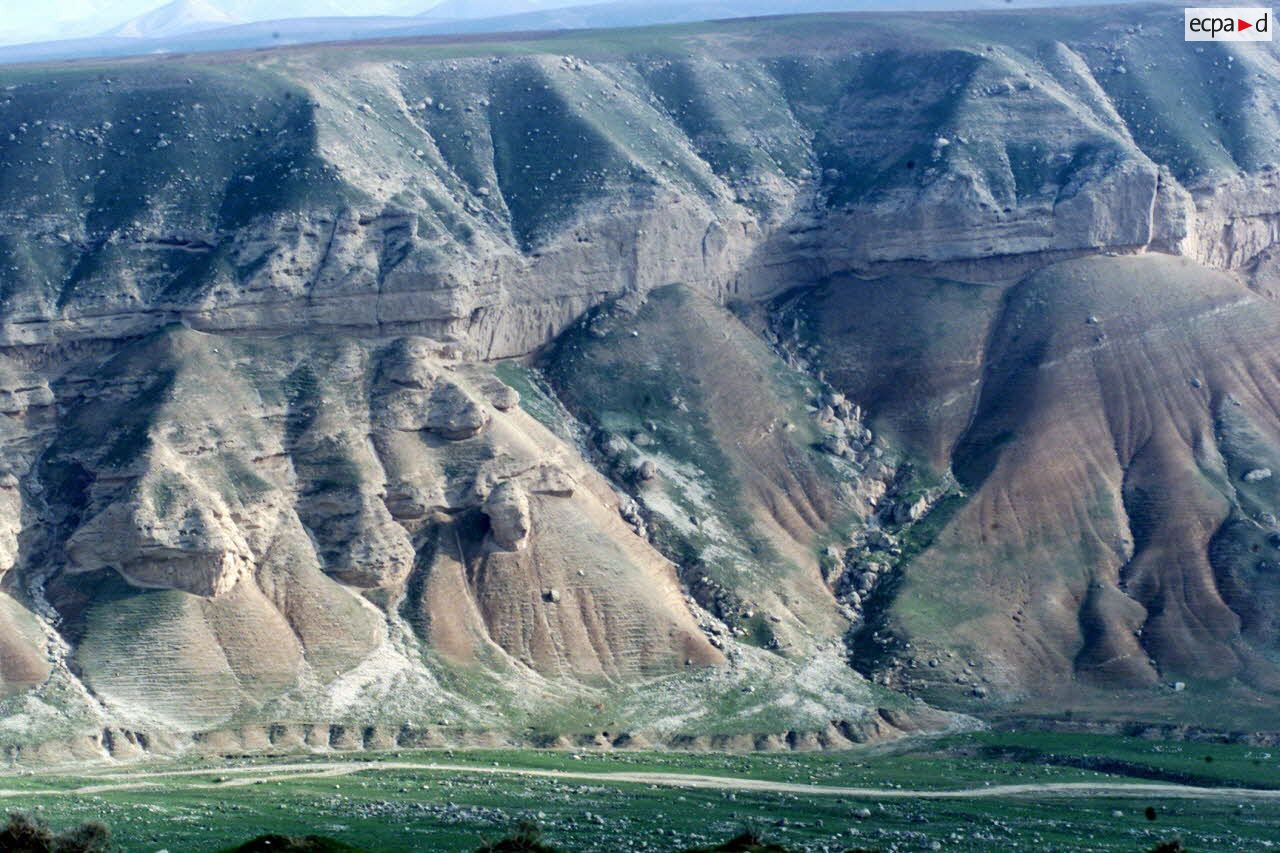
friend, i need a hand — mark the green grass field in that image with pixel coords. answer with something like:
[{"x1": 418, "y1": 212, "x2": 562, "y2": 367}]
[{"x1": 2, "y1": 731, "x2": 1278, "y2": 852}]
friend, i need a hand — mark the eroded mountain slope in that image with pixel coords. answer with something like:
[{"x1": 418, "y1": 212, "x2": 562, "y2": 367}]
[
  {"x1": 794, "y1": 254, "x2": 1280, "y2": 727},
  {"x1": 1, "y1": 314, "x2": 934, "y2": 758},
  {"x1": 942, "y1": 256, "x2": 1280, "y2": 695},
  {"x1": 2, "y1": 5, "x2": 1280, "y2": 752},
  {"x1": 4, "y1": 7, "x2": 1280, "y2": 356}
]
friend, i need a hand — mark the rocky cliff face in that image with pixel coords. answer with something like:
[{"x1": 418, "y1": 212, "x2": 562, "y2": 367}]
[
  {"x1": 1, "y1": 5, "x2": 1280, "y2": 755},
  {"x1": 9, "y1": 9, "x2": 1280, "y2": 357}
]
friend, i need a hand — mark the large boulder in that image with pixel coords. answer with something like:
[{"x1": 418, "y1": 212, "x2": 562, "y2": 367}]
[
  {"x1": 380, "y1": 338, "x2": 439, "y2": 389},
  {"x1": 484, "y1": 480, "x2": 531, "y2": 552},
  {"x1": 427, "y1": 380, "x2": 490, "y2": 440}
]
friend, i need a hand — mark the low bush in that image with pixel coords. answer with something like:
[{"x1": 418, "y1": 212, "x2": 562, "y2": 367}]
[
  {"x1": 0, "y1": 812, "x2": 112, "y2": 853},
  {"x1": 475, "y1": 821, "x2": 564, "y2": 852},
  {"x1": 0, "y1": 812, "x2": 1196, "y2": 853},
  {"x1": 675, "y1": 830, "x2": 798, "y2": 852}
]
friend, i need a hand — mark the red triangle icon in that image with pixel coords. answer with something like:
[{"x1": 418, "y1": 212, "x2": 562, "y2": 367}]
[{"x1": 1240, "y1": 18, "x2": 1254, "y2": 30}]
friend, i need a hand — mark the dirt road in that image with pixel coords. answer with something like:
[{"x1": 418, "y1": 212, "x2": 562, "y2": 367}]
[{"x1": 1, "y1": 759, "x2": 1277, "y2": 802}]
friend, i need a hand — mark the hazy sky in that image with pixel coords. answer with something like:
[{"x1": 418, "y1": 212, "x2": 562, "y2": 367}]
[
  {"x1": 0, "y1": 0, "x2": 443, "y2": 45},
  {"x1": 0, "y1": 0, "x2": 1144, "y2": 47},
  {"x1": 0, "y1": 0, "x2": 150, "y2": 42}
]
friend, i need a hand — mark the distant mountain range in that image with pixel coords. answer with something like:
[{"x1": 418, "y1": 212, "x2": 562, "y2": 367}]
[
  {"x1": 99, "y1": 0, "x2": 620, "y2": 41},
  {"x1": 102, "y1": 0, "x2": 239, "y2": 39},
  {"x1": 0, "y1": 0, "x2": 1154, "y2": 65},
  {"x1": 417, "y1": 0, "x2": 627, "y2": 21},
  {"x1": 101, "y1": 0, "x2": 437, "y2": 39}
]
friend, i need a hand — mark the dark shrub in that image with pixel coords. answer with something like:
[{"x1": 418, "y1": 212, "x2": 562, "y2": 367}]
[
  {"x1": 0, "y1": 812, "x2": 54, "y2": 852},
  {"x1": 0, "y1": 813, "x2": 113, "y2": 853},
  {"x1": 52, "y1": 821, "x2": 112, "y2": 853},
  {"x1": 475, "y1": 822, "x2": 564, "y2": 853},
  {"x1": 677, "y1": 831, "x2": 794, "y2": 852}
]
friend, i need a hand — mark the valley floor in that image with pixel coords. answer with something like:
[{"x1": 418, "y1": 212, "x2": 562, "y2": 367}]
[{"x1": 0, "y1": 732, "x2": 1277, "y2": 851}]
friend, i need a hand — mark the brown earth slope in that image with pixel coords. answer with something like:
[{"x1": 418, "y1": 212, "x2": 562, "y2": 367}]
[{"x1": 798, "y1": 254, "x2": 1280, "y2": 726}]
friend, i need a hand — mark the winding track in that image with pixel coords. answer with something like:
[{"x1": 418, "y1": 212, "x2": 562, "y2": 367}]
[{"x1": 1, "y1": 760, "x2": 1278, "y2": 802}]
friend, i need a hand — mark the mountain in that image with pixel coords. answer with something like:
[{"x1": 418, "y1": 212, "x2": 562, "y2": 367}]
[
  {"x1": 104, "y1": 0, "x2": 240, "y2": 39},
  {"x1": 208, "y1": 0, "x2": 429, "y2": 17},
  {"x1": 419, "y1": 0, "x2": 612, "y2": 19},
  {"x1": 0, "y1": 4, "x2": 1278, "y2": 760},
  {"x1": 93, "y1": 1, "x2": 461, "y2": 45}
]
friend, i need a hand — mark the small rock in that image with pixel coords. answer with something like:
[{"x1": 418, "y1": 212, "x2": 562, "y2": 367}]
[
  {"x1": 1244, "y1": 468, "x2": 1273, "y2": 483},
  {"x1": 866, "y1": 528, "x2": 897, "y2": 550},
  {"x1": 893, "y1": 495, "x2": 930, "y2": 524},
  {"x1": 601, "y1": 434, "x2": 630, "y2": 459},
  {"x1": 822, "y1": 434, "x2": 850, "y2": 457}
]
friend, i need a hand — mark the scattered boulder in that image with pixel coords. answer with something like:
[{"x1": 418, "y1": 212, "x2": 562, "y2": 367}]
[
  {"x1": 600, "y1": 433, "x2": 631, "y2": 459},
  {"x1": 865, "y1": 528, "x2": 898, "y2": 550},
  {"x1": 893, "y1": 495, "x2": 931, "y2": 524},
  {"x1": 1244, "y1": 468, "x2": 1272, "y2": 483},
  {"x1": 486, "y1": 382, "x2": 520, "y2": 412},
  {"x1": 822, "y1": 434, "x2": 850, "y2": 457}
]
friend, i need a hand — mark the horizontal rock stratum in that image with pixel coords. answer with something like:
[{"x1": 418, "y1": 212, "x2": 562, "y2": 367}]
[{"x1": 0, "y1": 5, "x2": 1279, "y2": 759}]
